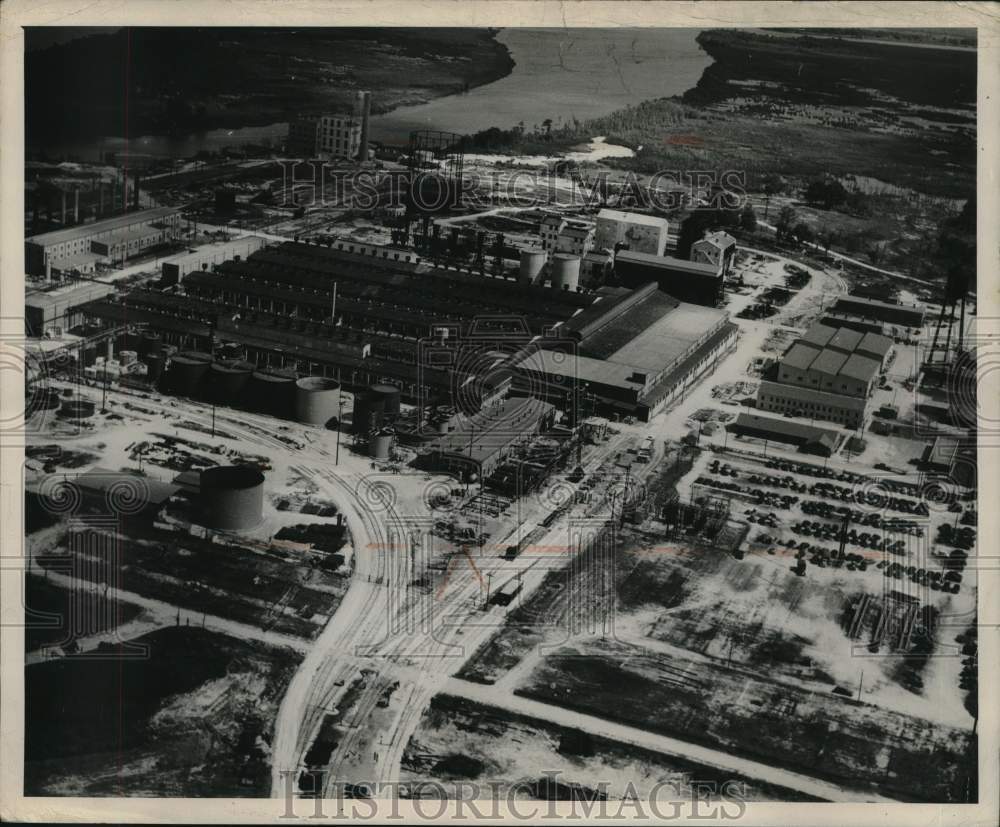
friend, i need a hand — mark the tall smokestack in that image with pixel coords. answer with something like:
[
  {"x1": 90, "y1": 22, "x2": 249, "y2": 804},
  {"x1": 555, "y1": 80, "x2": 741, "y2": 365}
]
[
  {"x1": 357, "y1": 90, "x2": 371, "y2": 164},
  {"x1": 99, "y1": 183, "x2": 105, "y2": 215},
  {"x1": 61, "y1": 190, "x2": 67, "y2": 225},
  {"x1": 74, "y1": 189, "x2": 80, "y2": 223},
  {"x1": 133, "y1": 172, "x2": 140, "y2": 209}
]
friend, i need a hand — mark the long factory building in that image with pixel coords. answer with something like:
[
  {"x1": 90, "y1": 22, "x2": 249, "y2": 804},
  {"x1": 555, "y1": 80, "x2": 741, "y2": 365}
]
[
  {"x1": 79, "y1": 240, "x2": 737, "y2": 420},
  {"x1": 25, "y1": 206, "x2": 182, "y2": 276}
]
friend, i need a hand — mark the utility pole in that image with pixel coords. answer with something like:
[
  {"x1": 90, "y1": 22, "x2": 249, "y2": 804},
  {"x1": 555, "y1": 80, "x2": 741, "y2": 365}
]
[{"x1": 857, "y1": 670, "x2": 864, "y2": 702}]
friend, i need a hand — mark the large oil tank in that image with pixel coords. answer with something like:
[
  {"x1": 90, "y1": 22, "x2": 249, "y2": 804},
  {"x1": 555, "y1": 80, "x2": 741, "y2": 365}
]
[
  {"x1": 351, "y1": 392, "x2": 385, "y2": 434},
  {"x1": 519, "y1": 248, "x2": 547, "y2": 284},
  {"x1": 294, "y1": 376, "x2": 341, "y2": 426},
  {"x1": 208, "y1": 359, "x2": 254, "y2": 404},
  {"x1": 163, "y1": 351, "x2": 212, "y2": 397},
  {"x1": 144, "y1": 354, "x2": 164, "y2": 384},
  {"x1": 81, "y1": 345, "x2": 98, "y2": 368},
  {"x1": 246, "y1": 368, "x2": 297, "y2": 418},
  {"x1": 59, "y1": 399, "x2": 96, "y2": 420},
  {"x1": 199, "y1": 465, "x2": 264, "y2": 531},
  {"x1": 369, "y1": 383, "x2": 401, "y2": 419},
  {"x1": 138, "y1": 332, "x2": 162, "y2": 358},
  {"x1": 369, "y1": 429, "x2": 393, "y2": 460},
  {"x1": 550, "y1": 253, "x2": 581, "y2": 292}
]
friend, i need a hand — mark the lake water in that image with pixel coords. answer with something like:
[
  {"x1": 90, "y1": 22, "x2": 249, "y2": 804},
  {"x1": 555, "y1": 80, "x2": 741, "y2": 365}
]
[{"x1": 36, "y1": 28, "x2": 710, "y2": 160}]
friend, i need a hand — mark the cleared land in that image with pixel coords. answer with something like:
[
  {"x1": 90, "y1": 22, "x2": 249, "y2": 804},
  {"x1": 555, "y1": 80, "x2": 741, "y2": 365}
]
[{"x1": 24, "y1": 626, "x2": 301, "y2": 796}]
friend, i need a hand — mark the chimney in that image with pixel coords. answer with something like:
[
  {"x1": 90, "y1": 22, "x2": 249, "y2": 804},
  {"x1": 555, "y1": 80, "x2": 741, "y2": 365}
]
[
  {"x1": 133, "y1": 172, "x2": 140, "y2": 209},
  {"x1": 74, "y1": 189, "x2": 80, "y2": 223},
  {"x1": 61, "y1": 190, "x2": 67, "y2": 225},
  {"x1": 45, "y1": 258, "x2": 52, "y2": 284},
  {"x1": 357, "y1": 91, "x2": 371, "y2": 164},
  {"x1": 106, "y1": 338, "x2": 114, "y2": 360},
  {"x1": 99, "y1": 183, "x2": 105, "y2": 215}
]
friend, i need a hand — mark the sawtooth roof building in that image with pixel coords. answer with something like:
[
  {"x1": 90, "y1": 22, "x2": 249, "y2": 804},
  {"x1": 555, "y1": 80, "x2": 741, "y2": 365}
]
[{"x1": 756, "y1": 321, "x2": 893, "y2": 429}]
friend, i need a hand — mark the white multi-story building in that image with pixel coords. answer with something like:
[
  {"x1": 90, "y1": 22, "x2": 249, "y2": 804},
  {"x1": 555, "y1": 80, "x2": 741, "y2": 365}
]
[
  {"x1": 594, "y1": 209, "x2": 669, "y2": 256},
  {"x1": 539, "y1": 215, "x2": 595, "y2": 257},
  {"x1": 317, "y1": 115, "x2": 361, "y2": 160},
  {"x1": 691, "y1": 230, "x2": 738, "y2": 276}
]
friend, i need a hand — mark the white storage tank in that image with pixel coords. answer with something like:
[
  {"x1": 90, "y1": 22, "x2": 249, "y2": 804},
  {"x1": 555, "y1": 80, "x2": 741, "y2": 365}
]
[
  {"x1": 519, "y1": 248, "x2": 547, "y2": 284},
  {"x1": 294, "y1": 376, "x2": 341, "y2": 426},
  {"x1": 550, "y1": 253, "x2": 581, "y2": 292}
]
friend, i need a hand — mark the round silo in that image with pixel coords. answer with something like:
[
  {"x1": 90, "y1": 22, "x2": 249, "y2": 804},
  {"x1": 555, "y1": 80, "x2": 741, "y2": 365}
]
[
  {"x1": 164, "y1": 351, "x2": 212, "y2": 397},
  {"x1": 519, "y1": 248, "x2": 547, "y2": 283},
  {"x1": 369, "y1": 383, "x2": 401, "y2": 419},
  {"x1": 550, "y1": 253, "x2": 581, "y2": 292},
  {"x1": 294, "y1": 377, "x2": 341, "y2": 426},
  {"x1": 351, "y1": 392, "x2": 385, "y2": 435},
  {"x1": 246, "y1": 367, "x2": 297, "y2": 418},
  {"x1": 81, "y1": 345, "x2": 98, "y2": 368},
  {"x1": 144, "y1": 354, "x2": 164, "y2": 384},
  {"x1": 59, "y1": 399, "x2": 96, "y2": 420},
  {"x1": 199, "y1": 465, "x2": 264, "y2": 531},
  {"x1": 208, "y1": 359, "x2": 254, "y2": 405},
  {"x1": 138, "y1": 332, "x2": 162, "y2": 359},
  {"x1": 369, "y1": 429, "x2": 393, "y2": 460}
]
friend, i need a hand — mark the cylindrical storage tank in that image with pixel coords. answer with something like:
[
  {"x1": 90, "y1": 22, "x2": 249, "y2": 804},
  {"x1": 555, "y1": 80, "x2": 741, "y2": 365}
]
[
  {"x1": 29, "y1": 387, "x2": 62, "y2": 414},
  {"x1": 208, "y1": 359, "x2": 254, "y2": 405},
  {"x1": 59, "y1": 399, "x2": 96, "y2": 419},
  {"x1": 199, "y1": 465, "x2": 264, "y2": 531},
  {"x1": 164, "y1": 351, "x2": 212, "y2": 397},
  {"x1": 246, "y1": 368, "x2": 297, "y2": 418},
  {"x1": 294, "y1": 377, "x2": 341, "y2": 426},
  {"x1": 369, "y1": 383, "x2": 401, "y2": 419},
  {"x1": 144, "y1": 354, "x2": 164, "y2": 384},
  {"x1": 351, "y1": 392, "x2": 385, "y2": 435},
  {"x1": 519, "y1": 248, "x2": 547, "y2": 284},
  {"x1": 138, "y1": 332, "x2": 162, "y2": 358},
  {"x1": 369, "y1": 430, "x2": 393, "y2": 460},
  {"x1": 550, "y1": 253, "x2": 581, "y2": 292}
]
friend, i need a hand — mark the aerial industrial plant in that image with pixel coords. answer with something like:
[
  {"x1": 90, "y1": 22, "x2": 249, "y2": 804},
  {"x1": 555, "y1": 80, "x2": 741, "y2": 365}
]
[{"x1": 15, "y1": 21, "x2": 985, "y2": 819}]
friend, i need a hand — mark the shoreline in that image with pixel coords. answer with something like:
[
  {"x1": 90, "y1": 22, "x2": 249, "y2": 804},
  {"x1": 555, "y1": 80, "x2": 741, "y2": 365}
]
[{"x1": 26, "y1": 28, "x2": 516, "y2": 155}]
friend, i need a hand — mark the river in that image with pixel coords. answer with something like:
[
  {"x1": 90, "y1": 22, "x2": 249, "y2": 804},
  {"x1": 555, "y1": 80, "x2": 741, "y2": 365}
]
[{"x1": 35, "y1": 28, "x2": 710, "y2": 160}]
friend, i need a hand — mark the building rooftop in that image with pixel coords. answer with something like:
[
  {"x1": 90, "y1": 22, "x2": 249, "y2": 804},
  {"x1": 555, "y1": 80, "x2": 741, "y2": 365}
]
[
  {"x1": 615, "y1": 251, "x2": 720, "y2": 278},
  {"x1": 698, "y1": 230, "x2": 738, "y2": 251},
  {"x1": 26, "y1": 207, "x2": 180, "y2": 247},
  {"x1": 597, "y1": 209, "x2": 669, "y2": 229},
  {"x1": 839, "y1": 353, "x2": 881, "y2": 384},
  {"x1": 833, "y1": 295, "x2": 926, "y2": 323},
  {"x1": 25, "y1": 281, "x2": 117, "y2": 314},
  {"x1": 858, "y1": 331, "x2": 893, "y2": 358},
  {"x1": 800, "y1": 322, "x2": 838, "y2": 349},
  {"x1": 827, "y1": 326, "x2": 864, "y2": 353},
  {"x1": 430, "y1": 395, "x2": 557, "y2": 466},
  {"x1": 810, "y1": 348, "x2": 849, "y2": 376},
  {"x1": 782, "y1": 342, "x2": 822, "y2": 371},
  {"x1": 729, "y1": 412, "x2": 842, "y2": 451}
]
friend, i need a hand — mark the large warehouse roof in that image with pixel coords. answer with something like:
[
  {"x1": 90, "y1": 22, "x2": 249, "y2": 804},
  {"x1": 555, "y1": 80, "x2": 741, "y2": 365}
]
[
  {"x1": 615, "y1": 251, "x2": 720, "y2": 278},
  {"x1": 430, "y1": 396, "x2": 556, "y2": 466},
  {"x1": 27, "y1": 207, "x2": 179, "y2": 247}
]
